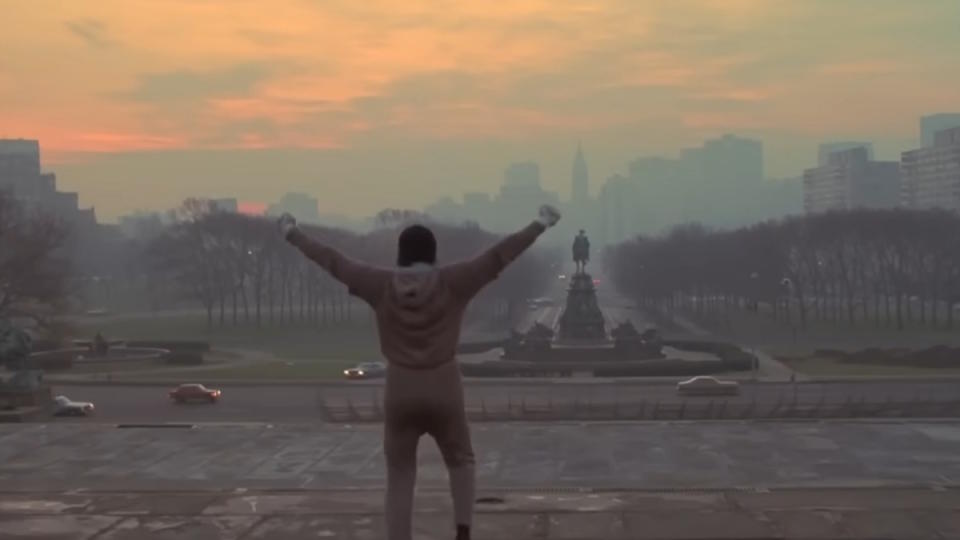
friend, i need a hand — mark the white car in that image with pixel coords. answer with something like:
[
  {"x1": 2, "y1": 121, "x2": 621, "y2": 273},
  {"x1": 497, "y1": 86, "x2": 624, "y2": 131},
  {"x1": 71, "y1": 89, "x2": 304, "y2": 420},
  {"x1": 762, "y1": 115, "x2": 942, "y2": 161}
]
[
  {"x1": 53, "y1": 395, "x2": 95, "y2": 416},
  {"x1": 344, "y1": 362, "x2": 387, "y2": 380},
  {"x1": 676, "y1": 376, "x2": 740, "y2": 396}
]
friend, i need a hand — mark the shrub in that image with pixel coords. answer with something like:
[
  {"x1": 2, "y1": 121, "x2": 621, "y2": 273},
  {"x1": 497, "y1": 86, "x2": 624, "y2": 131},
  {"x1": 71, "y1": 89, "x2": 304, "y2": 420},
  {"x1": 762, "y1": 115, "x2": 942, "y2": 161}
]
[
  {"x1": 129, "y1": 341, "x2": 211, "y2": 353},
  {"x1": 27, "y1": 350, "x2": 78, "y2": 370},
  {"x1": 456, "y1": 340, "x2": 506, "y2": 355}
]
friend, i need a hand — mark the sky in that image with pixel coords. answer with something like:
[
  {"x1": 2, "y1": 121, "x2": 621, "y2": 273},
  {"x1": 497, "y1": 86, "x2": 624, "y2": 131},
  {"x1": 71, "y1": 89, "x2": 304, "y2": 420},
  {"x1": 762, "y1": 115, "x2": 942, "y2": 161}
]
[{"x1": 1, "y1": 0, "x2": 958, "y2": 221}]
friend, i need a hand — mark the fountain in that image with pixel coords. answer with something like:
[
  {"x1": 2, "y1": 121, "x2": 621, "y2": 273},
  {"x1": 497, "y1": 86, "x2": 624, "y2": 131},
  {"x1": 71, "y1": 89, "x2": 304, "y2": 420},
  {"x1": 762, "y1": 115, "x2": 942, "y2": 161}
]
[
  {"x1": 500, "y1": 231, "x2": 663, "y2": 363},
  {"x1": 457, "y1": 231, "x2": 757, "y2": 377}
]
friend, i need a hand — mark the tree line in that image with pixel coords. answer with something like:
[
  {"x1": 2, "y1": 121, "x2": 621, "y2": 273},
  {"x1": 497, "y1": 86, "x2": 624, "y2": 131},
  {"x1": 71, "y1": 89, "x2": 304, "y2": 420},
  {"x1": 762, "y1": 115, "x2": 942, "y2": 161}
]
[
  {"x1": 607, "y1": 209, "x2": 960, "y2": 331},
  {"x1": 0, "y1": 190, "x2": 70, "y2": 329},
  {"x1": 119, "y1": 200, "x2": 556, "y2": 329}
]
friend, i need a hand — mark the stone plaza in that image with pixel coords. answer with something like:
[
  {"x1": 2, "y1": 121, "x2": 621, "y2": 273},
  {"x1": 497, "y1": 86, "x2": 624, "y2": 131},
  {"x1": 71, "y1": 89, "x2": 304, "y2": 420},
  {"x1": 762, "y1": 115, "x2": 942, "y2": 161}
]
[{"x1": 4, "y1": 420, "x2": 960, "y2": 538}]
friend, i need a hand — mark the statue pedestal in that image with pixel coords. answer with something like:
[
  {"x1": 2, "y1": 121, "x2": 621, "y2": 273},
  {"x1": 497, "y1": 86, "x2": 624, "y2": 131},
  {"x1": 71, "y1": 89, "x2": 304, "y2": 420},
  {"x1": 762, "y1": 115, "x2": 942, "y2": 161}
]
[{"x1": 557, "y1": 272, "x2": 607, "y2": 342}]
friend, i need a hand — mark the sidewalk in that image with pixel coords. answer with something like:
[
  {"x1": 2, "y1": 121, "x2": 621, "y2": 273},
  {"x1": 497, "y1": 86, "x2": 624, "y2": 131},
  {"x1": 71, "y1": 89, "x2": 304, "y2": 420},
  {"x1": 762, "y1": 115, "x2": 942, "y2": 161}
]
[{"x1": 2, "y1": 487, "x2": 959, "y2": 539}]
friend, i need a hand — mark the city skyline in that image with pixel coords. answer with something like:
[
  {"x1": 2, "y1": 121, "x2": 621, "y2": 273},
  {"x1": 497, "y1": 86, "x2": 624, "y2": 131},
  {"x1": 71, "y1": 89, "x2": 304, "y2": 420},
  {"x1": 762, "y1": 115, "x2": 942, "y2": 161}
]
[{"x1": 2, "y1": 1, "x2": 958, "y2": 220}]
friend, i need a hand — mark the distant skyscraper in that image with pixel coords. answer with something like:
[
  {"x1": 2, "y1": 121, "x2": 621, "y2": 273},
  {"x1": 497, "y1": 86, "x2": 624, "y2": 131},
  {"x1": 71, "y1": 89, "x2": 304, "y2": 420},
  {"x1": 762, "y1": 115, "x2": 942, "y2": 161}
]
[
  {"x1": 818, "y1": 142, "x2": 874, "y2": 166},
  {"x1": 902, "y1": 126, "x2": 960, "y2": 211},
  {"x1": 700, "y1": 134, "x2": 763, "y2": 186},
  {"x1": 497, "y1": 162, "x2": 558, "y2": 232},
  {"x1": 504, "y1": 162, "x2": 541, "y2": 188},
  {"x1": 599, "y1": 174, "x2": 633, "y2": 245},
  {"x1": 803, "y1": 147, "x2": 900, "y2": 213},
  {"x1": 267, "y1": 192, "x2": 320, "y2": 223},
  {"x1": 571, "y1": 143, "x2": 589, "y2": 204},
  {"x1": 921, "y1": 113, "x2": 960, "y2": 147},
  {"x1": 0, "y1": 138, "x2": 95, "y2": 226},
  {"x1": 0, "y1": 139, "x2": 42, "y2": 196}
]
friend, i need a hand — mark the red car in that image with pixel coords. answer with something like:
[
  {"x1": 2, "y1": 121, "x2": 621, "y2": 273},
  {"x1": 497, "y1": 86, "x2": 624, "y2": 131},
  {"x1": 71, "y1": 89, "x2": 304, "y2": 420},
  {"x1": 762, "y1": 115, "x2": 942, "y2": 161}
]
[{"x1": 168, "y1": 383, "x2": 221, "y2": 404}]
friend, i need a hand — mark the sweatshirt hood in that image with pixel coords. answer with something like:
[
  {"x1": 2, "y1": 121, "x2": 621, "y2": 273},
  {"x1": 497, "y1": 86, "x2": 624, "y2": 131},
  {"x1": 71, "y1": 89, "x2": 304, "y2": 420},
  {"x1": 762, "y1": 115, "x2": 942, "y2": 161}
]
[{"x1": 391, "y1": 263, "x2": 441, "y2": 310}]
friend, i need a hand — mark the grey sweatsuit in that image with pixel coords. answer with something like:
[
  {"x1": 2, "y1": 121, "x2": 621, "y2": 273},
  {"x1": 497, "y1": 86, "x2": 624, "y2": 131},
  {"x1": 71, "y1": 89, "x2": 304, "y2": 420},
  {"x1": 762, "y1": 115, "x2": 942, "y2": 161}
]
[{"x1": 287, "y1": 221, "x2": 546, "y2": 540}]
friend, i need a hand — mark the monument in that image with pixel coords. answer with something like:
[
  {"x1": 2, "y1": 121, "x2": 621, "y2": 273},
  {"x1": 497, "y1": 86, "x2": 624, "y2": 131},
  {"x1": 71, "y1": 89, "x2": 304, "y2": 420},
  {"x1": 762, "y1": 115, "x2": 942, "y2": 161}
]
[
  {"x1": 492, "y1": 230, "x2": 665, "y2": 364},
  {"x1": 557, "y1": 231, "x2": 607, "y2": 341}
]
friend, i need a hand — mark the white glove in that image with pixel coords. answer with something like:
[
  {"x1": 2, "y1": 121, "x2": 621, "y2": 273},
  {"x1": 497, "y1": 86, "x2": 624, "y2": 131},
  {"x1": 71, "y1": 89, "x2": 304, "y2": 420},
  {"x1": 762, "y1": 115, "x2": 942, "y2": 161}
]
[
  {"x1": 536, "y1": 205, "x2": 561, "y2": 228},
  {"x1": 277, "y1": 213, "x2": 299, "y2": 239}
]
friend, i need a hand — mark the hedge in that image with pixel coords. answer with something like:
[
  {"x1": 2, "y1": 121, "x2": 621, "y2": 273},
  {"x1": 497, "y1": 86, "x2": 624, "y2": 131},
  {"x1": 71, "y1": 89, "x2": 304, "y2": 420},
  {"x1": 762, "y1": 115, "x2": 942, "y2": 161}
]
[
  {"x1": 460, "y1": 340, "x2": 755, "y2": 377},
  {"x1": 128, "y1": 340, "x2": 211, "y2": 353},
  {"x1": 825, "y1": 345, "x2": 960, "y2": 369},
  {"x1": 456, "y1": 340, "x2": 506, "y2": 355}
]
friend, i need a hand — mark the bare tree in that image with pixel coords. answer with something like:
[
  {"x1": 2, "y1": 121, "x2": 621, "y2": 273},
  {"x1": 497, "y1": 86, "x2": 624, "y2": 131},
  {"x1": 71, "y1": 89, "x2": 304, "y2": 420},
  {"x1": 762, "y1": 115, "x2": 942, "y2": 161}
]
[
  {"x1": 608, "y1": 208, "x2": 960, "y2": 335},
  {"x1": 0, "y1": 191, "x2": 71, "y2": 327}
]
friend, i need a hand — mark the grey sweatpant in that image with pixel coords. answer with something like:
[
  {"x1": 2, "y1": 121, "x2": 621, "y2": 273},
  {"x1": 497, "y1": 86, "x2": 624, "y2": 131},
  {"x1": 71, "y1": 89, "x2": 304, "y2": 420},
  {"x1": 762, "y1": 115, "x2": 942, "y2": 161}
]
[{"x1": 383, "y1": 361, "x2": 475, "y2": 540}]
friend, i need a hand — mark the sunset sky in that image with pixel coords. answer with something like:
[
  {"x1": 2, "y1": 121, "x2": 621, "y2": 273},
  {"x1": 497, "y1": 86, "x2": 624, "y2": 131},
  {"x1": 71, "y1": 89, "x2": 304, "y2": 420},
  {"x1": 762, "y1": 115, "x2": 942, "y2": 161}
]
[{"x1": 2, "y1": 0, "x2": 958, "y2": 221}]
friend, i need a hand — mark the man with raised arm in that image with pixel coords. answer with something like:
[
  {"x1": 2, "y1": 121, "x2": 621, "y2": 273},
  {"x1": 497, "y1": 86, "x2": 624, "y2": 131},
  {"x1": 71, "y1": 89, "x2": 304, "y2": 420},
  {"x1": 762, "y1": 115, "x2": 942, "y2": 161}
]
[{"x1": 279, "y1": 205, "x2": 561, "y2": 540}]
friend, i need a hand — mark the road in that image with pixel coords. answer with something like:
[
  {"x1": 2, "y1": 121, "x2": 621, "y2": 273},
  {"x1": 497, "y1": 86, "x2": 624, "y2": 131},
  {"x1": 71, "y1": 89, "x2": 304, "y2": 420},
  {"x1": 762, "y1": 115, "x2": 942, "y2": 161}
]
[
  {"x1": 44, "y1": 266, "x2": 955, "y2": 423},
  {"x1": 51, "y1": 379, "x2": 960, "y2": 423}
]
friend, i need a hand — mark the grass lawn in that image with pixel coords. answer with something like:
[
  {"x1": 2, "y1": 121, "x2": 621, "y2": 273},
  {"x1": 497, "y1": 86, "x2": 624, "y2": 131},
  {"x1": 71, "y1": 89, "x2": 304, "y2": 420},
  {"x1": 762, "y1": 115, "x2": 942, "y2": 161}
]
[
  {"x1": 67, "y1": 312, "x2": 382, "y2": 362},
  {"x1": 780, "y1": 356, "x2": 960, "y2": 377}
]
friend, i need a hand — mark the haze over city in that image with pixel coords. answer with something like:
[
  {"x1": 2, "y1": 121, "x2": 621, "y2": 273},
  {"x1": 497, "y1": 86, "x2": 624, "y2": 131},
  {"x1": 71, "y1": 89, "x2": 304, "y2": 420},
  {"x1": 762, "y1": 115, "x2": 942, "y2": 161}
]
[
  {"x1": 3, "y1": 0, "x2": 959, "y2": 222},
  {"x1": 7, "y1": 3, "x2": 960, "y2": 539}
]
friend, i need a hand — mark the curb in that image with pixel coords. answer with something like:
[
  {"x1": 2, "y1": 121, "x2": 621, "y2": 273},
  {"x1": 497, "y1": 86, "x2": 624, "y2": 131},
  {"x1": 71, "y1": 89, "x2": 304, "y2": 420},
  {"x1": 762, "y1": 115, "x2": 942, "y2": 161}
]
[
  {"x1": 46, "y1": 376, "x2": 960, "y2": 388},
  {"x1": 806, "y1": 375, "x2": 960, "y2": 384},
  {"x1": 0, "y1": 484, "x2": 955, "y2": 496}
]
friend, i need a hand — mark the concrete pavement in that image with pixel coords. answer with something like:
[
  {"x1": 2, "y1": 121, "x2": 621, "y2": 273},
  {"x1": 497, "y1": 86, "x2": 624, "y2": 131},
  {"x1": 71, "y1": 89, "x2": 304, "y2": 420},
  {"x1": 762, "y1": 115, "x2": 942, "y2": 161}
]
[
  {"x1": 4, "y1": 421, "x2": 960, "y2": 538},
  {"x1": 4, "y1": 421, "x2": 960, "y2": 492},
  {"x1": 3, "y1": 487, "x2": 960, "y2": 539}
]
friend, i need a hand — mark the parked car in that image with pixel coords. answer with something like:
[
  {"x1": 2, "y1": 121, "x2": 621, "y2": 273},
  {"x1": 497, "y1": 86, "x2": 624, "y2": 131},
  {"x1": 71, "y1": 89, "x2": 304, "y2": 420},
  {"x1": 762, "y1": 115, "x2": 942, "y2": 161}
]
[
  {"x1": 53, "y1": 395, "x2": 95, "y2": 416},
  {"x1": 168, "y1": 383, "x2": 221, "y2": 404},
  {"x1": 343, "y1": 362, "x2": 386, "y2": 380},
  {"x1": 676, "y1": 376, "x2": 740, "y2": 396}
]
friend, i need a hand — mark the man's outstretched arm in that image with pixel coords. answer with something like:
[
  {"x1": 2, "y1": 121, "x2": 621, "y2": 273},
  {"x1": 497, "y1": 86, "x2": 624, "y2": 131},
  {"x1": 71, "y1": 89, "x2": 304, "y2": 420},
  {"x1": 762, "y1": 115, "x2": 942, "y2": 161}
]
[
  {"x1": 444, "y1": 205, "x2": 561, "y2": 300},
  {"x1": 279, "y1": 214, "x2": 388, "y2": 306}
]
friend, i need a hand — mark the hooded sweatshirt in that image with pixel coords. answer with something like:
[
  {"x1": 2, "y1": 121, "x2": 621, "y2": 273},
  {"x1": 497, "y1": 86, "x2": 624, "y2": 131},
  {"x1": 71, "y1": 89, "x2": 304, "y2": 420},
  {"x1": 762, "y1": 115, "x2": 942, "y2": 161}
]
[{"x1": 287, "y1": 221, "x2": 545, "y2": 369}]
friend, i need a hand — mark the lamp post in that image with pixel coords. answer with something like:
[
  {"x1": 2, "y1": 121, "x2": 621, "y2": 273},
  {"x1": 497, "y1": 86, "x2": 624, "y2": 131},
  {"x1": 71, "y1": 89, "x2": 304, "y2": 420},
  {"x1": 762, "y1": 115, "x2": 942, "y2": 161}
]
[
  {"x1": 749, "y1": 272, "x2": 760, "y2": 381},
  {"x1": 781, "y1": 277, "x2": 796, "y2": 343},
  {"x1": 781, "y1": 277, "x2": 799, "y2": 396}
]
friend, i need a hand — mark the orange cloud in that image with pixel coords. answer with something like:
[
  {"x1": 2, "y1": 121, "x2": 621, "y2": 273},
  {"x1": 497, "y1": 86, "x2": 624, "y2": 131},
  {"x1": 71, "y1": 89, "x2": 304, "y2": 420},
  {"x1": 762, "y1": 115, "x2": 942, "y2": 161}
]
[
  {"x1": 1, "y1": 0, "x2": 958, "y2": 156},
  {"x1": 819, "y1": 61, "x2": 902, "y2": 76}
]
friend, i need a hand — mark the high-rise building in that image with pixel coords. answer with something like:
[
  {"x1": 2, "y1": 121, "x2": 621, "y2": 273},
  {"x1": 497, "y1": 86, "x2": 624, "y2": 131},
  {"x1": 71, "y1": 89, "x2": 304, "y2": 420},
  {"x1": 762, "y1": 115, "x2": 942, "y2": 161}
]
[
  {"x1": 267, "y1": 192, "x2": 320, "y2": 223},
  {"x1": 0, "y1": 139, "x2": 42, "y2": 197},
  {"x1": 901, "y1": 126, "x2": 960, "y2": 211},
  {"x1": 921, "y1": 113, "x2": 960, "y2": 147},
  {"x1": 571, "y1": 143, "x2": 589, "y2": 205},
  {"x1": 598, "y1": 174, "x2": 635, "y2": 245},
  {"x1": 671, "y1": 135, "x2": 763, "y2": 228},
  {"x1": 504, "y1": 162, "x2": 541, "y2": 188},
  {"x1": 818, "y1": 142, "x2": 874, "y2": 166},
  {"x1": 701, "y1": 134, "x2": 763, "y2": 186},
  {"x1": 803, "y1": 147, "x2": 900, "y2": 213},
  {"x1": 496, "y1": 162, "x2": 558, "y2": 232},
  {"x1": 0, "y1": 139, "x2": 96, "y2": 226}
]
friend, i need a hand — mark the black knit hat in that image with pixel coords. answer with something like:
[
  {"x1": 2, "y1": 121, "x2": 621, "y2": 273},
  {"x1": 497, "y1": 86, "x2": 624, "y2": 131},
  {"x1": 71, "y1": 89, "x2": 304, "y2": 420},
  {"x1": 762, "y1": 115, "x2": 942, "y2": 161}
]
[{"x1": 397, "y1": 224, "x2": 437, "y2": 267}]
